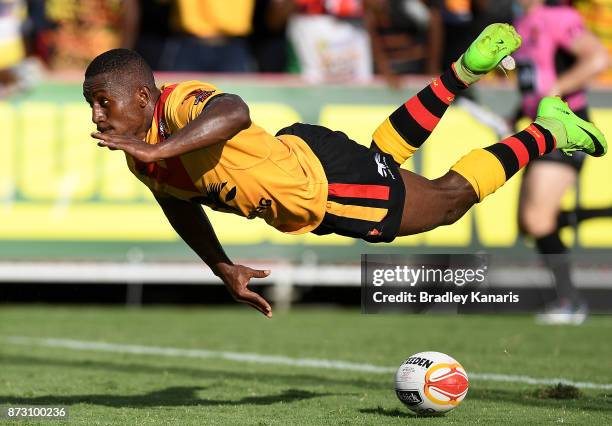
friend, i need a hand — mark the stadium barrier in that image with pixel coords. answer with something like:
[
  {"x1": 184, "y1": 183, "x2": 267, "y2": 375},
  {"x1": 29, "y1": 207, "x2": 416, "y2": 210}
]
[{"x1": 2, "y1": 259, "x2": 612, "y2": 309}]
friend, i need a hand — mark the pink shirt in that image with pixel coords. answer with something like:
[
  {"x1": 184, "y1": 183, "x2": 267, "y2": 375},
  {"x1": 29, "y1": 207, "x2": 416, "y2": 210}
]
[{"x1": 514, "y1": 5, "x2": 588, "y2": 118}]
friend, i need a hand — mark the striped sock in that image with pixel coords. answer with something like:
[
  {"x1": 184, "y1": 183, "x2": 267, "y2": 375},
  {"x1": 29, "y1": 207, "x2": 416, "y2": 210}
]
[
  {"x1": 372, "y1": 66, "x2": 467, "y2": 164},
  {"x1": 451, "y1": 123, "x2": 556, "y2": 201}
]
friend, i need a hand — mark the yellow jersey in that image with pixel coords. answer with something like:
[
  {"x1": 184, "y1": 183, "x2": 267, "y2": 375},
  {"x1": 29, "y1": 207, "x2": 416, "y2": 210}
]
[{"x1": 126, "y1": 81, "x2": 328, "y2": 234}]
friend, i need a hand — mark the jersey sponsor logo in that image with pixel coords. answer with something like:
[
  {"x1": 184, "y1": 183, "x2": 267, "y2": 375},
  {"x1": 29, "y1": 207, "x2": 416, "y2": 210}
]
[
  {"x1": 191, "y1": 182, "x2": 240, "y2": 213},
  {"x1": 247, "y1": 198, "x2": 273, "y2": 219},
  {"x1": 374, "y1": 153, "x2": 395, "y2": 180},
  {"x1": 184, "y1": 89, "x2": 216, "y2": 105}
]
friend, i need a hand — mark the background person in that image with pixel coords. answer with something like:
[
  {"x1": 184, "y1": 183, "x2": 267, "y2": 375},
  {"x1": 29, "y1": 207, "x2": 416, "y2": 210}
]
[
  {"x1": 286, "y1": 0, "x2": 373, "y2": 83},
  {"x1": 158, "y1": 0, "x2": 255, "y2": 72},
  {"x1": 513, "y1": 0, "x2": 610, "y2": 324}
]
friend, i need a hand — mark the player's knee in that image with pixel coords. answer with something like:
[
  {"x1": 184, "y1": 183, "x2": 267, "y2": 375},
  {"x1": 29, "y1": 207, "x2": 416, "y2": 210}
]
[{"x1": 520, "y1": 206, "x2": 557, "y2": 237}]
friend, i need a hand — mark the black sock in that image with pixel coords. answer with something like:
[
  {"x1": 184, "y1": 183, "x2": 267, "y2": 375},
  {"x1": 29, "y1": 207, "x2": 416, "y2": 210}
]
[{"x1": 535, "y1": 232, "x2": 582, "y2": 306}]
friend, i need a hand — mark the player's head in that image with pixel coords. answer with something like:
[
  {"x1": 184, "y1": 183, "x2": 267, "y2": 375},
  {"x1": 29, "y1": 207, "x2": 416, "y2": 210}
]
[{"x1": 83, "y1": 49, "x2": 158, "y2": 137}]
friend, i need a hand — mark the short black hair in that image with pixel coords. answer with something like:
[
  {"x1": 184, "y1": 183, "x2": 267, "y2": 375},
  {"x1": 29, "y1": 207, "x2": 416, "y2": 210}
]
[{"x1": 85, "y1": 49, "x2": 156, "y2": 88}]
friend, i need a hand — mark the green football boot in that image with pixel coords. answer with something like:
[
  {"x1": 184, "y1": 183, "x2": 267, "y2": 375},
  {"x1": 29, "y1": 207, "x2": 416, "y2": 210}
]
[
  {"x1": 462, "y1": 23, "x2": 522, "y2": 73},
  {"x1": 536, "y1": 97, "x2": 607, "y2": 157},
  {"x1": 454, "y1": 23, "x2": 522, "y2": 85}
]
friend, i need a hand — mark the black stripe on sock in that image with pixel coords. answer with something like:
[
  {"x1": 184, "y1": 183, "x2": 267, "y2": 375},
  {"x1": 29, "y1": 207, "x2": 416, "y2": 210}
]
[
  {"x1": 532, "y1": 123, "x2": 556, "y2": 153},
  {"x1": 389, "y1": 107, "x2": 429, "y2": 147},
  {"x1": 417, "y1": 86, "x2": 447, "y2": 118},
  {"x1": 514, "y1": 130, "x2": 540, "y2": 161},
  {"x1": 485, "y1": 143, "x2": 519, "y2": 179},
  {"x1": 441, "y1": 68, "x2": 468, "y2": 94}
]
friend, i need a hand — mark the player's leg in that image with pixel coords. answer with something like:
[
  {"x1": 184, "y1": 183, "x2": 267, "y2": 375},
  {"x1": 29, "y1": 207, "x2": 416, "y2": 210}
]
[
  {"x1": 519, "y1": 162, "x2": 576, "y2": 239},
  {"x1": 553, "y1": 108, "x2": 612, "y2": 228},
  {"x1": 519, "y1": 162, "x2": 586, "y2": 323},
  {"x1": 397, "y1": 121, "x2": 557, "y2": 235},
  {"x1": 519, "y1": 162, "x2": 578, "y2": 293},
  {"x1": 558, "y1": 206, "x2": 612, "y2": 228},
  {"x1": 371, "y1": 23, "x2": 521, "y2": 165},
  {"x1": 396, "y1": 169, "x2": 477, "y2": 235},
  {"x1": 397, "y1": 97, "x2": 608, "y2": 236},
  {"x1": 370, "y1": 68, "x2": 467, "y2": 165}
]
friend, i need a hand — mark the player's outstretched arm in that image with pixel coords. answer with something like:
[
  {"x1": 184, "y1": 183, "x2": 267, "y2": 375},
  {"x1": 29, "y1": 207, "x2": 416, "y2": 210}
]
[
  {"x1": 154, "y1": 192, "x2": 272, "y2": 317},
  {"x1": 92, "y1": 94, "x2": 251, "y2": 162},
  {"x1": 549, "y1": 31, "x2": 609, "y2": 97},
  {"x1": 155, "y1": 94, "x2": 251, "y2": 159}
]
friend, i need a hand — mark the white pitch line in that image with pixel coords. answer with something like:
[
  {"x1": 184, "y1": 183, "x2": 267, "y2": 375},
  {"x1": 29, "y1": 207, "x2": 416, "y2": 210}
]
[
  {"x1": 3, "y1": 336, "x2": 392, "y2": 374},
  {"x1": 3, "y1": 336, "x2": 612, "y2": 390}
]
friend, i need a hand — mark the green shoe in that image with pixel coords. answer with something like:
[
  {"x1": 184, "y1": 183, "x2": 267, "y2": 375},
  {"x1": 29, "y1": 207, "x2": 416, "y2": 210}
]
[
  {"x1": 462, "y1": 23, "x2": 522, "y2": 74},
  {"x1": 536, "y1": 97, "x2": 607, "y2": 157}
]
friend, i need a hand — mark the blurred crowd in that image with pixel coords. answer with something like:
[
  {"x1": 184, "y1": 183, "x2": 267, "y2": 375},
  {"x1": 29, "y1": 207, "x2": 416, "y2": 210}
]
[{"x1": 0, "y1": 0, "x2": 610, "y2": 90}]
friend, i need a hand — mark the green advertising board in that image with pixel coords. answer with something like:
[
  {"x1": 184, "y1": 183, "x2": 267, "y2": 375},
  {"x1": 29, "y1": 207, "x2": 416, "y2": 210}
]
[{"x1": 1, "y1": 78, "x2": 612, "y2": 262}]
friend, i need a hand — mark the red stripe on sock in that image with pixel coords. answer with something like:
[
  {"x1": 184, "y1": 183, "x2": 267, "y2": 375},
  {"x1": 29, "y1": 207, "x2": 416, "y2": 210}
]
[
  {"x1": 328, "y1": 183, "x2": 390, "y2": 200},
  {"x1": 430, "y1": 77, "x2": 455, "y2": 105},
  {"x1": 501, "y1": 136, "x2": 530, "y2": 168},
  {"x1": 525, "y1": 124, "x2": 548, "y2": 154},
  {"x1": 405, "y1": 97, "x2": 440, "y2": 132}
]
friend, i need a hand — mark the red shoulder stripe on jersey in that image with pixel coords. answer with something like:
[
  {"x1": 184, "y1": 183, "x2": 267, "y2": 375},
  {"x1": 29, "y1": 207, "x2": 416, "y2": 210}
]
[
  {"x1": 135, "y1": 84, "x2": 200, "y2": 193},
  {"x1": 152, "y1": 84, "x2": 178, "y2": 140}
]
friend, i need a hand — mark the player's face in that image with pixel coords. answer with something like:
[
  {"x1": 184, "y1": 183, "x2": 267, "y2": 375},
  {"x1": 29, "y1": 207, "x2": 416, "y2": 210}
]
[{"x1": 83, "y1": 74, "x2": 146, "y2": 137}]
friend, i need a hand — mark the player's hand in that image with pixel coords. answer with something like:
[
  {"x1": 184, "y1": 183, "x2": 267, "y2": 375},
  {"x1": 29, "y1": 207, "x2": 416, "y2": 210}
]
[
  {"x1": 217, "y1": 263, "x2": 273, "y2": 318},
  {"x1": 91, "y1": 132, "x2": 161, "y2": 163}
]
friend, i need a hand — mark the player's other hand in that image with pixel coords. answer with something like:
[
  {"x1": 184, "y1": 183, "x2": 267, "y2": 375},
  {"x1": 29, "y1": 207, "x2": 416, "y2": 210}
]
[
  {"x1": 91, "y1": 132, "x2": 161, "y2": 163},
  {"x1": 216, "y1": 263, "x2": 273, "y2": 318}
]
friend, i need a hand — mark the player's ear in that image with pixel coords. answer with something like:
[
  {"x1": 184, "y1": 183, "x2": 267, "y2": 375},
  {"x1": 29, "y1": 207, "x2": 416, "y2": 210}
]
[{"x1": 137, "y1": 86, "x2": 151, "y2": 108}]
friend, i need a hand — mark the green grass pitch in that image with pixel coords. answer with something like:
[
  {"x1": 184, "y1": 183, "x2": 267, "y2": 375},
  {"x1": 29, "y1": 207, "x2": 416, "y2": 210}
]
[{"x1": 0, "y1": 306, "x2": 610, "y2": 425}]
